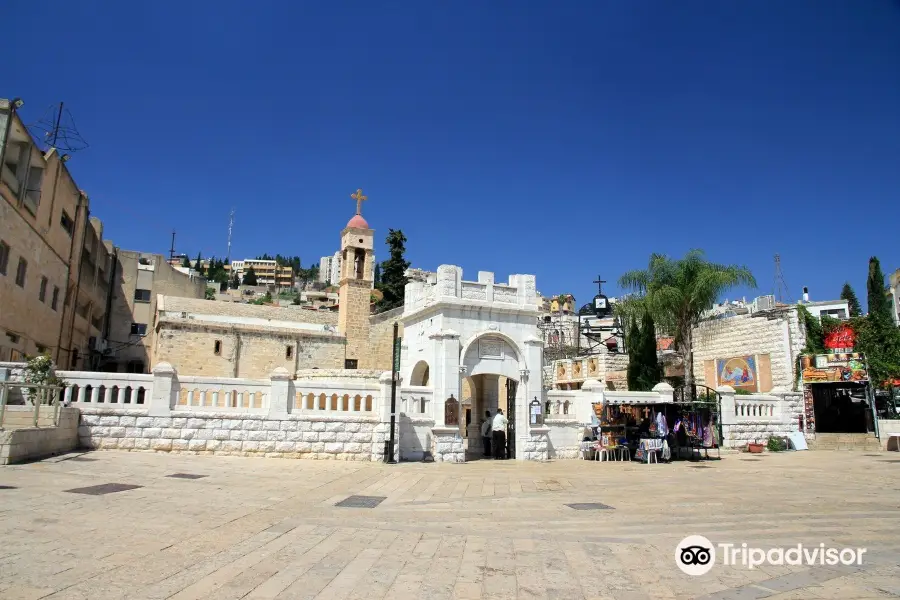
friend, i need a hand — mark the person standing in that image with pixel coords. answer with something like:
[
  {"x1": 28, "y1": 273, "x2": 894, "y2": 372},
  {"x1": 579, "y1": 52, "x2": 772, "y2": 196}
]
[
  {"x1": 481, "y1": 410, "x2": 493, "y2": 458},
  {"x1": 492, "y1": 408, "x2": 508, "y2": 460}
]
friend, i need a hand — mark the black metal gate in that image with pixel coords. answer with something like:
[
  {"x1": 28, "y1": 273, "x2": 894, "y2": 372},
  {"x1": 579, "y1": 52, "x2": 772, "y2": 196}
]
[{"x1": 506, "y1": 379, "x2": 517, "y2": 459}]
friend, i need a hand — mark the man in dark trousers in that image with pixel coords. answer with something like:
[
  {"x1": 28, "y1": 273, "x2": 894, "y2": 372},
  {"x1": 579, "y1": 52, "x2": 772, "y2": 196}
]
[
  {"x1": 492, "y1": 408, "x2": 508, "y2": 460},
  {"x1": 481, "y1": 410, "x2": 492, "y2": 458}
]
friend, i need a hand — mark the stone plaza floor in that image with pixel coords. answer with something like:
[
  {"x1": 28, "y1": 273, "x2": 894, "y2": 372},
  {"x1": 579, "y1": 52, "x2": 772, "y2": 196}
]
[{"x1": 0, "y1": 450, "x2": 899, "y2": 600}]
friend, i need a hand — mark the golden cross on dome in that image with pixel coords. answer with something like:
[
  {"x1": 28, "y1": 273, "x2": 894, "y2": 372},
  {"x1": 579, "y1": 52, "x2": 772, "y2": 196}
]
[{"x1": 351, "y1": 188, "x2": 367, "y2": 215}]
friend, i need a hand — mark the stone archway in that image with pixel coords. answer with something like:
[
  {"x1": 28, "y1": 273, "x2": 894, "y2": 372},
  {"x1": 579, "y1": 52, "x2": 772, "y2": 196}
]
[{"x1": 410, "y1": 360, "x2": 430, "y2": 386}]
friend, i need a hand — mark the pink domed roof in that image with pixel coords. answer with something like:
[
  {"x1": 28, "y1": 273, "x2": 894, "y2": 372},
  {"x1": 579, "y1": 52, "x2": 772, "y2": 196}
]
[{"x1": 346, "y1": 214, "x2": 369, "y2": 229}]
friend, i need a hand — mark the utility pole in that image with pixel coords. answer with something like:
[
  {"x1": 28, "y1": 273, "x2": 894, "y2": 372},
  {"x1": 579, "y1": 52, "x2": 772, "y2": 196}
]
[{"x1": 169, "y1": 230, "x2": 176, "y2": 264}]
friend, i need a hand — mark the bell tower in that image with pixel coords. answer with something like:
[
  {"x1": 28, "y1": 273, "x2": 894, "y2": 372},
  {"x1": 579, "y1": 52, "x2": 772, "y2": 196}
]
[{"x1": 337, "y1": 189, "x2": 374, "y2": 368}]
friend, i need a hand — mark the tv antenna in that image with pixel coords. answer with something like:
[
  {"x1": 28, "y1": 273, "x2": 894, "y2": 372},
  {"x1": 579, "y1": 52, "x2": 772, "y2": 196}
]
[
  {"x1": 226, "y1": 208, "x2": 235, "y2": 263},
  {"x1": 774, "y1": 254, "x2": 790, "y2": 303},
  {"x1": 27, "y1": 102, "x2": 89, "y2": 158}
]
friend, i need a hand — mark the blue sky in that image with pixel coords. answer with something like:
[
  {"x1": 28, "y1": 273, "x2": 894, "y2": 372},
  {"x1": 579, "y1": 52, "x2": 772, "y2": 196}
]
[{"x1": 6, "y1": 1, "x2": 899, "y2": 308}]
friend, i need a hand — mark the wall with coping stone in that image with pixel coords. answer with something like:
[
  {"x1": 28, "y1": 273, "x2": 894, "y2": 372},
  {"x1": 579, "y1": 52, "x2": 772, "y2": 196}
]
[
  {"x1": 1, "y1": 407, "x2": 79, "y2": 464},
  {"x1": 878, "y1": 420, "x2": 900, "y2": 450},
  {"x1": 431, "y1": 428, "x2": 465, "y2": 463},
  {"x1": 398, "y1": 414, "x2": 435, "y2": 461},
  {"x1": 77, "y1": 409, "x2": 383, "y2": 461},
  {"x1": 544, "y1": 418, "x2": 585, "y2": 459},
  {"x1": 522, "y1": 428, "x2": 549, "y2": 461},
  {"x1": 720, "y1": 391, "x2": 804, "y2": 448}
]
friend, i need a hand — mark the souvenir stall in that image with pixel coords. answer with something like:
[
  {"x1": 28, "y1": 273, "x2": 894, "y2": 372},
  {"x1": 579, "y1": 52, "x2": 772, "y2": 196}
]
[{"x1": 583, "y1": 395, "x2": 721, "y2": 462}]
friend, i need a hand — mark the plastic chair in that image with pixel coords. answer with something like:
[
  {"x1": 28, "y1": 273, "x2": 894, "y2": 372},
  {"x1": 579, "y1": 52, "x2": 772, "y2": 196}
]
[
  {"x1": 595, "y1": 446, "x2": 612, "y2": 462},
  {"x1": 618, "y1": 446, "x2": 632, "y2": 461}
]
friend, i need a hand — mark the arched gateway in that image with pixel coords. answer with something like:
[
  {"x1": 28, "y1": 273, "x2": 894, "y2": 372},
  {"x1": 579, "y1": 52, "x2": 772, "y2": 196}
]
[{"x1": 399, "y1": 266, "x2": 545, "y2": 462}]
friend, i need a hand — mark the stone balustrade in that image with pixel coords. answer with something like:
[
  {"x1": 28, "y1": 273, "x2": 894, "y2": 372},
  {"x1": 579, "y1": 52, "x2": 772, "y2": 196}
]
[
  {"x1": 733, "y1": 395, "x2": 780, "y2": 421},
  {"x1": 400, "y1": 386, "x2": 432, "y2": 415}
]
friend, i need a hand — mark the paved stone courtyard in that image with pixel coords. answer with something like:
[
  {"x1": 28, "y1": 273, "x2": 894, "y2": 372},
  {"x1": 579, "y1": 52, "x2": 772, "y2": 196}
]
[{"x1": 1, "y1": 451, "x2": 899, "y2": 600}]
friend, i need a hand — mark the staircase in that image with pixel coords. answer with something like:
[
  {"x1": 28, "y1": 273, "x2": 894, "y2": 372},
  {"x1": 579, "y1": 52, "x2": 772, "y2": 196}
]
[{"x1": 807, "y1": 433, "x2": 882, "y2": 451}]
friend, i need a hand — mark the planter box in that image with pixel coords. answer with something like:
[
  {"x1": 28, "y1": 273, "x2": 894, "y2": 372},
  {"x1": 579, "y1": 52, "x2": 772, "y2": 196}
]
[{"x1": 747, "y1": 443, "x2": 764, "y2": 454}]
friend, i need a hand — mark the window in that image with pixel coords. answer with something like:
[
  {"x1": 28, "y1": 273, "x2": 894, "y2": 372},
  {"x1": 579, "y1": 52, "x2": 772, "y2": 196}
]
[
  {"x1": 60, "y1": 211, "x2": 74, "y2": 236},
  {"x1": 345, "y1": 359, "x2": 358, "y2": 369},
  {"x1": 39, "y1": 276, "x2": 48, "y2": 302},
  {"x1": 0, "y1": 240, "x2": 9, "y2": 275},
  {"x1": 15, "y1": 258, "x2": 27, "y2": 287},
  {"x1": 214, "y1": 340, "x2": 222, "y2": 355},
  {"x1": 130, "y1": 323, "x2": 148, "y2": 336},
  {"x1": 5, "y1": 332, "x2": 19, "y2": 344},
  {"x1": 126, "y1": 361, "x2": 145, "y2": 374},
  {"x1": 134, "y1": 288, "x2": 152, "y2": 303},
  {"x1": 286, "y1": 345, "x2": 293, "y2": 359},
  {"x1": 51, "y1": 286, "x2": 60, "y2": 311}
]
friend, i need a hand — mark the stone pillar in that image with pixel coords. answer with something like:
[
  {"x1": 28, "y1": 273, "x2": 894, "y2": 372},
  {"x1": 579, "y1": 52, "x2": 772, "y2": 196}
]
[
  {"x1": 149, "y1": 362, "x2": 176, "y2": 417},
  {"x1": 430, "y1": 330, "x2": 461, "y2": 426},
  {"x1": 717, "y1": 385, "x2": 736, "y2": 447},
  {"x1": 652, "y1": 381, "x2": 674, "y2": 403},
  {"x1": 520, "y1": 336, "x2": 544, "y2": 461},
  {"x1": 268, "y1": 367, "x2": 292, "y2": 418},
  {"x1": 579, "y1": 379, "x2": 604, "y2": 423}
]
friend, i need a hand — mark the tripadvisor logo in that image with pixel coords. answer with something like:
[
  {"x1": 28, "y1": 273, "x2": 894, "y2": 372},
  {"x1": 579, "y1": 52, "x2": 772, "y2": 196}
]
[{"x1": 676, "y1": 536, "x2": 867, "y2": 575}]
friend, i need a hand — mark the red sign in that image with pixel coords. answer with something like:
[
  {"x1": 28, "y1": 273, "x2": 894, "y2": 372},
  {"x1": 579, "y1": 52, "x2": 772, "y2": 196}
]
[{"x1": 825, "y1": 325, "x2": 855, "y2": 350}]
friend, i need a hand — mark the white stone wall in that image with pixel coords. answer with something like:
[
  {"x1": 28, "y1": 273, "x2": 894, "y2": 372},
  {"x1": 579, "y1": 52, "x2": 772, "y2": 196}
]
[
  {"x1": 693, "y1": 310, "x2": 805, "y2": 391},
  {"x1": 877, "y1": 420, "x2": 900, "y2": 450},
  {"x1": 544, "y1": 418, "x2": 585, "y2": 459},
  {"x1": 523, "y1": 429, "x2": 549, "y2": 461},
  {"x1": 77, "y1": 408, "x2": 382, "y2": 461},
  {"x1": 398, "y1": 414, "x2": 435, "y2": 461},
  {"x1": 431, "y1": 429, "x2": 465, "y2": 463}
]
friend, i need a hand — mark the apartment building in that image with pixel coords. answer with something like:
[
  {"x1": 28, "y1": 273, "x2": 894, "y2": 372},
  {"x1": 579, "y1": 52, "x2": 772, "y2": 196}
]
[
  {"x1": 319, "y1": 251, "x2": 341, "y2": 284},
  {"x1": 230, "y1": 259, "x2": 293, "y2": 287},
  {"x1": 103, "y1": 250, "x2": 206, "y2": 373},
  {"x1": 1, "y1": 97, "x2": 110, "y2": 367}
]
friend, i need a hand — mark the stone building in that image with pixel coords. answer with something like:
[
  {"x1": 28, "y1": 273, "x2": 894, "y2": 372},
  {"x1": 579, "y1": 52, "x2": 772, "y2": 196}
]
[
  {"x1": 1, "y1": 97, "x2": 111, "y2": 369},
  {"x1": 692, "y1": 307, "x2": 805, "y2": 393},
  {"x1": 149, "y1": 199, "x2": 398, "y2": 377},
  {"x1": 102, "y1": 249, "x2": 206, "y2": 373}
]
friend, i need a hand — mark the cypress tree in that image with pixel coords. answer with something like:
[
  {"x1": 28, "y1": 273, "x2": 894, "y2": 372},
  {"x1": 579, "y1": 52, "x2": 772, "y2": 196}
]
[
  {"x1": 840, "y1": 282, "x2": 862, "y2": 318},
  {"x1": 375, "y1": 229, "x2": 410, "y2": 312},
  {"x1": 867, "y1": 257, "x2": 891, "y2": 320},
  {"x1": 626, "y1": 316, "x2": 641, "y2": 391},
  {"x1": 637, "y1": 311, "x2": 662, "y2": 390}
]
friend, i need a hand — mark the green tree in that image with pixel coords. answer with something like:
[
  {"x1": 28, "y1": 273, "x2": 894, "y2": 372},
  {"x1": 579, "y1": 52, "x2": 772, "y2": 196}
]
[
  {"x1": 840, "y1": 282, "x2": 863, "y2": 318},
  {"x1": 229, "y1": 272, "x2": 240, "y2": 289},
  {"x1": 205, "y1": 287, "x2": 216, "y2": 300},
  {"x1": 619, "y1": 250, "x2": 756, "y2": 389},
  {"x1": 242, "y1": 265, "x2": 258, "y2": 286},
  {"x1": 867, "y1": 257, "x2": 891, "y2": 320},
  {"x1": 181, "y1": 256, "x2": 191, "y2": 268},
  {"x1": 373, "y1": 263, "x2": 381, "y2": 286},
  {"x1": 626, "y1": 317, "x2": 641, "y2": 391},
  {"x1": 194, "y1": 252, "x2": 204, "y2": 276},
  {"x1": 625, "y1": 312, "x2": 662, "y2": 391},
  {"x1": 375, "y1": 229, "x2": 410, "y2": 312},
  {"x1": 852, "y1": 315, "x2": 900, "y2": 388}
]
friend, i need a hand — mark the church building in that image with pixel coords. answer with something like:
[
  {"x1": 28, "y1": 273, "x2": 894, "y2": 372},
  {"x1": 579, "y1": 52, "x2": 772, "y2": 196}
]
[{"x1": 151, "y1": 190, "x2": 396, "y2": 378}]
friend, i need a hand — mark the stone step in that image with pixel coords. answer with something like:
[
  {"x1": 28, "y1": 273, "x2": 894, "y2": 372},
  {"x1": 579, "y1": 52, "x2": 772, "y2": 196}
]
[{"x1": 807, "y1": 433, "x2": 882, "y2": 451}]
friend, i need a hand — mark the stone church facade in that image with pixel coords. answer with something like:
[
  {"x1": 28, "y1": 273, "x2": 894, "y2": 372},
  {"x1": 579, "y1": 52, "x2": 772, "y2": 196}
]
[{"x1": 151, "y1": 205, "x2": 396, "y2": 378}]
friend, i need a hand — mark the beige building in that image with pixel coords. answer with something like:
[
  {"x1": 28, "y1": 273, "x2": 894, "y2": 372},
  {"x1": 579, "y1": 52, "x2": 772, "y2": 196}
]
[
  {"x1": 102, "y1": 250, "x2": 206, "y2": 373},
  {"x1": 230, "y1": 259, "x2": 293, "y2": 287},
  {"x1": 1, "y1": 98, "x2": 110, "y2": 368},
  {"x1": 150, "y1": 202, "x2": 398, "y2": 378}
]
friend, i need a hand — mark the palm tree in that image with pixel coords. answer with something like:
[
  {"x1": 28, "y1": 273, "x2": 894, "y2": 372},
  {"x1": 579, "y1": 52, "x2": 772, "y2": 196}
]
[{"x1": 619, "y1": 250, "x2": 756, "y2": 390}]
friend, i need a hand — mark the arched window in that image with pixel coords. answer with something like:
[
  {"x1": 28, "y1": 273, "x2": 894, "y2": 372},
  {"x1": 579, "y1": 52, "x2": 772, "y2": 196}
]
[{"x1": 410, "y1": 361, "x2": 430, "y2": 386}]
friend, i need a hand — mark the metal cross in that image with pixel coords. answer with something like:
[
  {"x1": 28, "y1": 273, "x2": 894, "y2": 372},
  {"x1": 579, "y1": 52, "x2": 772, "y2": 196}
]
[
  {"x1": 593, "y1": 275, "x2": 606, "y2": 295},
  {"x1": 351, "y1": 189, "x2": 367, "y2": 215}
]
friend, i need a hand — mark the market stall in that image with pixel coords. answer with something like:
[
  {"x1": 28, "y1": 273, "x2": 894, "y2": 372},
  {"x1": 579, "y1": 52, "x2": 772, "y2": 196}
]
[{"x1": 583, "y1": 394, "x2": 721, "y2": 462}]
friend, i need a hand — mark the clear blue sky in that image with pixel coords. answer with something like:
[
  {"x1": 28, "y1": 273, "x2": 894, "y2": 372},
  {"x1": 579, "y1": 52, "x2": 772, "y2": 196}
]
[{"x1": 6, "y1": 1, "x2": 899, "y2": 308}]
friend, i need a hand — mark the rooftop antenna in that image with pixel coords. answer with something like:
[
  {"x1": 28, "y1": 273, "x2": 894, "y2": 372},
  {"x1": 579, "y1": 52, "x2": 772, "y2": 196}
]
[
  {"x1": 27, "y1": 101, "x2": 89, "y2": 158},
  {"x1": 774, "y1": 254, "x2": 790, "y2": 303},
  {"x1": 226, "y1": 208, "x2": 235, "y2": 263},
  {"x1": 169, "y1": 230, "x2": 176, "y2": 264}
]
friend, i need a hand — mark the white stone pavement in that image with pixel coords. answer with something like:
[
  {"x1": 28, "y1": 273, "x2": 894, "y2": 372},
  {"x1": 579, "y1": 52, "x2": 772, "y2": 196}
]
[{"x1": 0, "y1": 451, "x2": 899, "y2": 599}]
